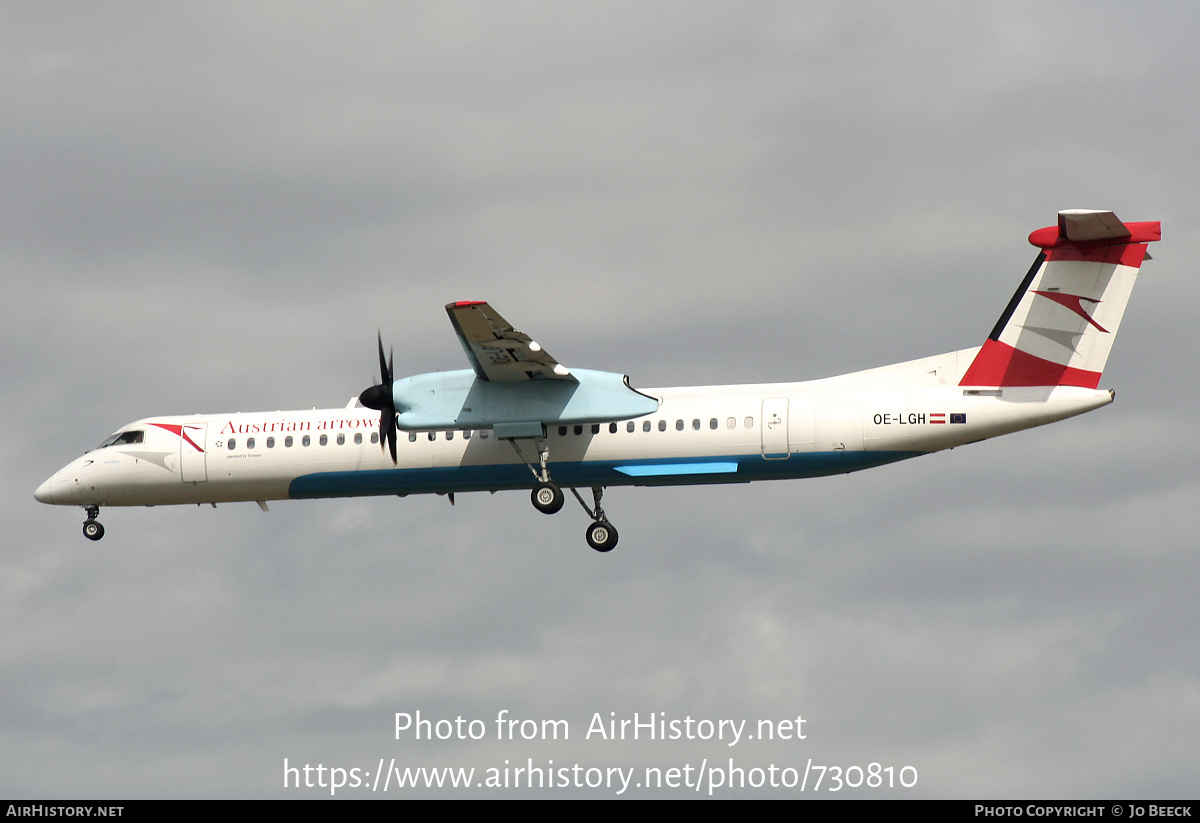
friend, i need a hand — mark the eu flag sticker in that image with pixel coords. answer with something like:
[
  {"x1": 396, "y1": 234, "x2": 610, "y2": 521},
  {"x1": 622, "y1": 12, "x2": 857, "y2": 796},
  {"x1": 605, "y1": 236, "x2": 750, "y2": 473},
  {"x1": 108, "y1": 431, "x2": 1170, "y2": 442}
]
[{"x1": 950, "y1": 413, "x2": 966, "y2": 424}]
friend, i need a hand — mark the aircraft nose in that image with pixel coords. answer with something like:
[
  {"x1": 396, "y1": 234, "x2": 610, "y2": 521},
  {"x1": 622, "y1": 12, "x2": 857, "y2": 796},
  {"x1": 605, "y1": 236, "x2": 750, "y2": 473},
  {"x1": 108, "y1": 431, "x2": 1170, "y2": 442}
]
[
  {"x1": 35, "y1": 466, "x2": 73, "y2": 504},
  {"x1": 35, "y1": 476, "x2": 56, "y2": 503}
]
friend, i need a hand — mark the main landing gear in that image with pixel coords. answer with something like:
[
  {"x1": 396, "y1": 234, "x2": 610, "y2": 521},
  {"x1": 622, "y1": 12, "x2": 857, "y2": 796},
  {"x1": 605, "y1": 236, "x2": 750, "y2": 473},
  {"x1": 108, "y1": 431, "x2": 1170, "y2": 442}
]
[
  {"x1": 509, "y1": 436, "x2": 618, "y2": 552},
  {"x1": 82, "y1": 505, "x2": 105, "y2": 541}
]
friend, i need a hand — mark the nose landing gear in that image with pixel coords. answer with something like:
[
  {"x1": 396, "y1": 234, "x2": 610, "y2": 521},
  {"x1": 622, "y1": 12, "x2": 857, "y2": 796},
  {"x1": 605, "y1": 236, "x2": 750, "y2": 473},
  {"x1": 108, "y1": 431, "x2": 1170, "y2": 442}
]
[{"x1": 82, "y1": 506, "x2": 105, "y2": 541}]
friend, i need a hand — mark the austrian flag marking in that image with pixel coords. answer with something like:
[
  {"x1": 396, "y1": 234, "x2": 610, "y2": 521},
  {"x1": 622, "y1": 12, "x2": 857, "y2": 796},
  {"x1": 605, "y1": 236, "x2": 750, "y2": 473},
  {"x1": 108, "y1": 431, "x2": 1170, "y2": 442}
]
[{"x1": 928, "y1": 413, "x2": 967, "y2": 425}]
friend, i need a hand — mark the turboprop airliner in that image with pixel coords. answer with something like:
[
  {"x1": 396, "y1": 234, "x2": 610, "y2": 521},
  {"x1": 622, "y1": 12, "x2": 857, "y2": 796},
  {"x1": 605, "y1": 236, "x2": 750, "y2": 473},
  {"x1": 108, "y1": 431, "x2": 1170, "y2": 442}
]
[{"x1": 36, "y1": 210, "x2": 1159, "y2": 552}]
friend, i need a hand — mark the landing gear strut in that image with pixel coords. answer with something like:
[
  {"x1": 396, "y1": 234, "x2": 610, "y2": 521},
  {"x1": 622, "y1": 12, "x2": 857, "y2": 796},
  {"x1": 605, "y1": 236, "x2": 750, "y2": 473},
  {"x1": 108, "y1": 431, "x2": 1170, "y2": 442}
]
[{"x1": 82, "y1": 506, "x2": 104, "y2": 541}]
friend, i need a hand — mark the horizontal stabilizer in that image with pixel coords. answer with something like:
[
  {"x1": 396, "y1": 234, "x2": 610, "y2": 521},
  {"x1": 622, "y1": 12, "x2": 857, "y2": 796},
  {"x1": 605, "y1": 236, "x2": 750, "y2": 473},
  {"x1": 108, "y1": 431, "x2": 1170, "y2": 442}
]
[{"x1": 1028, "y1": 209, "x2": 1161, "y2": 248}]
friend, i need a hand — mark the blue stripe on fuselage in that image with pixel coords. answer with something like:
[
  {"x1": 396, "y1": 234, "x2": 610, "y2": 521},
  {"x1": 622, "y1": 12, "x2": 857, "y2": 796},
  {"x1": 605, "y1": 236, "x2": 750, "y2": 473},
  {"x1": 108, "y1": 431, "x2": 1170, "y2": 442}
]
[
  {"x1": 614, "y1": 461, "x2": 738, "y2": 476},
  {"x1": 286, "y1": 451, "x2": 921, "y2": 499}
]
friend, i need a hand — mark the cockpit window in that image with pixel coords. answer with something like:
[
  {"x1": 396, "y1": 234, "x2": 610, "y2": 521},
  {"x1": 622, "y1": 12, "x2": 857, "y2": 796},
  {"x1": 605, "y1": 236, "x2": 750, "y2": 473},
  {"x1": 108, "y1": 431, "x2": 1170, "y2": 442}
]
[{"x1": 96, "y1": 430, "x2": 145, "y2": 449}]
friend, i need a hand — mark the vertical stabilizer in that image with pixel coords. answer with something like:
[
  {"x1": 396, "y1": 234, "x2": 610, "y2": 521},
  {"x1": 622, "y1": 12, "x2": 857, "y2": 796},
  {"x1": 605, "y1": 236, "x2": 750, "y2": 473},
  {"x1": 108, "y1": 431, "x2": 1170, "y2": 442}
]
[{"x1": 960, "y1": 210, "x2": 1160, "y2": 388}]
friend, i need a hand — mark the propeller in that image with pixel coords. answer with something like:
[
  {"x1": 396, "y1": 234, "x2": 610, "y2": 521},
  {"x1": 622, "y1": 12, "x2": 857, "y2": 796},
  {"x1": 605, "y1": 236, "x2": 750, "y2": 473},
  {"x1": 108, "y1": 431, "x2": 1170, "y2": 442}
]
[{"x1": 359, "y1": 332, "x2": 398, "y2": 463}]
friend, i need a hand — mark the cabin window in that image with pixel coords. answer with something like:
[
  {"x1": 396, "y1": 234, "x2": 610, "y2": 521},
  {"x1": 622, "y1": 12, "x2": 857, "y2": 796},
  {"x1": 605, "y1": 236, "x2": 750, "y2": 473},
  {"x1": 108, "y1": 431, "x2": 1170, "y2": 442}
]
[
  {"x1": 574, "y1": 425, "x2": 583, "y2": 436},
  {"x1": 354, "y1": 433, "x2": 362, "y2": 445},
  {"x1": 370, "y1": 432, "x2": 379, "y2": 444},
  {"x1": 709, "y1": 418, "x2": 718, "y2": 430},
  {"x1": 609, "y1": 423, "x2": 617, "y2": 434},
  {"x1": 408, "y1": 432, "x2": 417, "y2": 442},
  {"x1": 285, "y1": 436, "x2": 293, "y2": 447},
  {"x1": 692, "y1": 419, "x2": 701, "y2": 431},
  {"x1": 558, "y1": 425, "x2": 568, "y2": 436},
  {"x1": 446, "y1": 430, "x2": 454, "y2": 441},
  {"x1": 658, "y1": 420, "x2": 667, "y2": 432},
  {"x1": 643, "y1": 421, "x2": 651, "y2": 432},
  {"x1": 302, "y1": 435, "x2": 311, "y2": 446},
  {"x1": 427, "y1": 432, "x2": 436, "y2": 441},
  {"x1": 227, "y1": 438, "x2": 236, "y2": 450},
  {"x1": 337, "y1": 433, "x2": 345, "y2": 445},
  {"x1": 464, "y1": 430, "x2": 472, "y2": 440},
  {"x1": 479, "y1": 430, "x2": 489, "y2": 439},
  {"x1": 627, "y1": 421, "x2": 635, "y2": 433},
  {"x1": 319, "y1": 434, "x2": 328, "y2": 446},
  {"x1": 247, "y1": 437, "x2": 255, "y2": 449},
  {"x1": 675, "y1": 419, "x2": 684, "y2": 431},
  {"x1": 267, "y1": 437, "x2": 275, "y2": 448},
  {"x1": 744, "y1": 417, "x2": 754, "y2": 429},
  {"x1": 726, "y1": 417, "x2": 736, "y2": 429},
  {"x1": 591, "y1": 424, "x2": 600, "y2": 434}
]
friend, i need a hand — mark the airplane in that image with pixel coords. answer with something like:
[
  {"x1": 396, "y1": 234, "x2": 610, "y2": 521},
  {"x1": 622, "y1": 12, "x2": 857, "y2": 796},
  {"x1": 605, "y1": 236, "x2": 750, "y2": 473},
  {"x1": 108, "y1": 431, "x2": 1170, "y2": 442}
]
[{"x1": 36, "y1": 209, "x2": 1159, "y2": 552}]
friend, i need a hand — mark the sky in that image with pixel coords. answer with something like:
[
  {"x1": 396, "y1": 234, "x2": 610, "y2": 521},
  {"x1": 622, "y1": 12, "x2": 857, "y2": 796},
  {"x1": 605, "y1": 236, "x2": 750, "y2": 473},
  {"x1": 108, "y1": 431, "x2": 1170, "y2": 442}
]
[{"x1": 4, "y1": 1, "x2": 1199, "y2": 798}]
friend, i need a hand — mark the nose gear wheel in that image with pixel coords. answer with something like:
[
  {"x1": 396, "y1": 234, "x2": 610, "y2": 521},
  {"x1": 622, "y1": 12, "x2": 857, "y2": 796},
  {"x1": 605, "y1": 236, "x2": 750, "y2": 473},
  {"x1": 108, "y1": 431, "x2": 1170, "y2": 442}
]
[{"x1": 82, "y1": 506, "x2": 104, "y2": 541}]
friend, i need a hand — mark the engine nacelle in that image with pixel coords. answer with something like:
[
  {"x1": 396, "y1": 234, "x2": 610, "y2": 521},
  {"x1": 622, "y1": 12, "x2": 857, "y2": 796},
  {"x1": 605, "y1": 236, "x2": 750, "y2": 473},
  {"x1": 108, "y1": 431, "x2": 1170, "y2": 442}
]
[{"x1": 392, "y1": 368, "x2": 660, "y2": 431}]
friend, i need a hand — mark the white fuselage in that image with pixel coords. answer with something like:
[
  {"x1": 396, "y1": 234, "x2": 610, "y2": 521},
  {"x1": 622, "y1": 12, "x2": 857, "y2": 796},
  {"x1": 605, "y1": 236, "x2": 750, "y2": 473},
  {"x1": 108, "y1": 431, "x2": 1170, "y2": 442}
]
[{"x1": 35, "y1": 348, "x2": 1112, "y2": 510}]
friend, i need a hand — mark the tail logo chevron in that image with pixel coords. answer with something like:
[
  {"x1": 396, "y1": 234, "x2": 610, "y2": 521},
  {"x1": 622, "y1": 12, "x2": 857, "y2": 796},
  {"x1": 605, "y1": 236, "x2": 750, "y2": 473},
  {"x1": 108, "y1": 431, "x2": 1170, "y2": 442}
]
[{"x1": 1030, "y1": 291, "x2": 1109, "y2": 333}]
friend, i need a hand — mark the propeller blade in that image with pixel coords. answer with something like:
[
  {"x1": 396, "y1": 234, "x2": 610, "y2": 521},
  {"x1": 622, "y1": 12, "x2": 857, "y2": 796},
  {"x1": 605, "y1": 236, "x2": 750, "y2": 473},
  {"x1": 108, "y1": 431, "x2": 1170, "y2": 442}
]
[
  {"x1": 383, "y1": 410, "x2": 397, "y2": 463},
  {"x1": 377, "y1": 332, "x2": 391, "y2": 384},
  {"x1": 360, "y1": 331, "x2": 399, "y2": 465}
]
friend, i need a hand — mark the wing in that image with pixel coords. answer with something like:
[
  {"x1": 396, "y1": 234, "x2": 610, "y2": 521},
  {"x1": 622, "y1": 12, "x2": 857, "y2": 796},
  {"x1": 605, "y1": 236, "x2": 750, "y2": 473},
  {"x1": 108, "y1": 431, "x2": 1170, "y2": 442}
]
[{"x1": 445, "y1": 301, "x2": 576, "y2": 383}]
